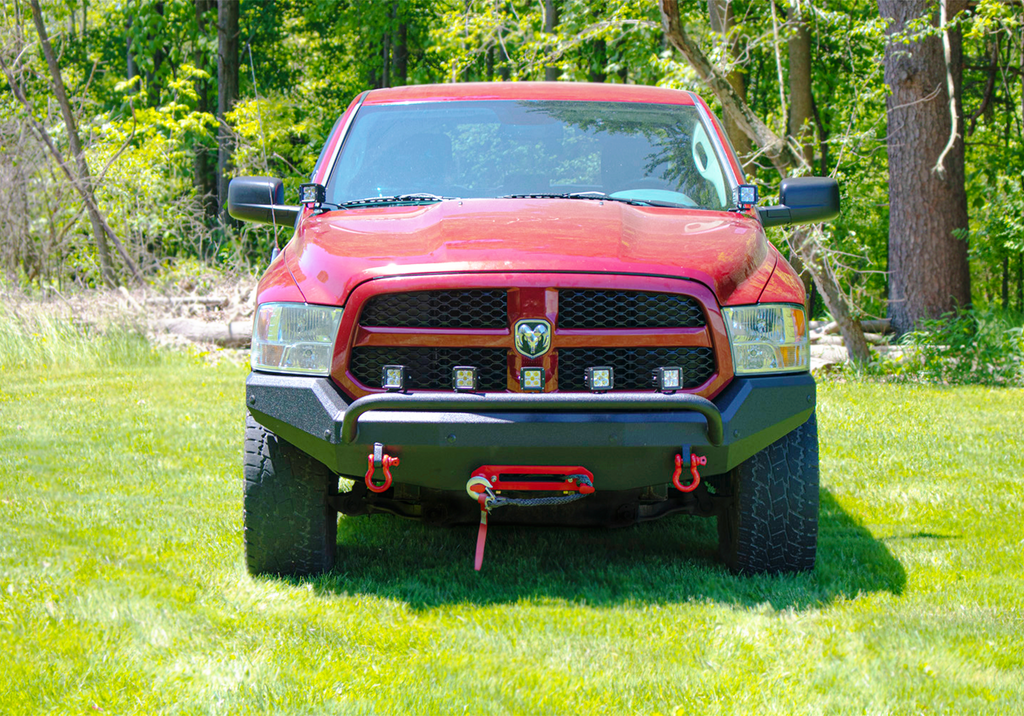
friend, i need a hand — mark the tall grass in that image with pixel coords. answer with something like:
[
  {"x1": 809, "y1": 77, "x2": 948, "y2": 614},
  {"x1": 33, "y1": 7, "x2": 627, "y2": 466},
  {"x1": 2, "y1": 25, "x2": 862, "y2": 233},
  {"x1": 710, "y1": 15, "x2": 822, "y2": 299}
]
[{"x1": 0, "y1": 307, "x2": 168, "y2": 370}]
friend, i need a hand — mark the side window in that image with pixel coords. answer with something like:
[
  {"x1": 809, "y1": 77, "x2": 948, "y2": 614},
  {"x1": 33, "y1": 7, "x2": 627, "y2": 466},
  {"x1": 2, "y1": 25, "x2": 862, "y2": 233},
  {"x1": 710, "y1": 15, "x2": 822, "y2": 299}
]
[
  {"x1": 311, "y1": 113, "x2": 347, "y2": 181},
  {"x1": 691, "y1": 121, "x2": 727, "y2": 207}
]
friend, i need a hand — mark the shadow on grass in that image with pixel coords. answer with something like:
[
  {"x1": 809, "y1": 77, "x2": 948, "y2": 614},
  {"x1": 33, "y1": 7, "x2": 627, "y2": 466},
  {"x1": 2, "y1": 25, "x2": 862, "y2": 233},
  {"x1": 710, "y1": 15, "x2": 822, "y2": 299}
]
[{"x1": 309, "y1": 489, "x2": 905, "y2": 611}]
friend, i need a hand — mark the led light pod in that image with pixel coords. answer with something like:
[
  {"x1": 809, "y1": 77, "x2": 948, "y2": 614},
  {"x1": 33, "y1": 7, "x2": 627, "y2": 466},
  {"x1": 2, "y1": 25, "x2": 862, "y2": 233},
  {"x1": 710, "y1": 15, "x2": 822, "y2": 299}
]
[
  {"x1": 722, "y1": 304, "x2": 809, "y2": 375},
  {"x1": 382, "y1": 364, "x2": 408, "y2": 391},
  {"x1": 734, "y1": 184, "x2": 758, "y2": 209},
  {"x1": 520, "y1": 367, "x2": 545, "y2": 392},
  {"x1": 585, "y1": 366, "x2": 614, "y2": 393},
  {"x1": 452, "y1": 366, "x2": 478, "y2": 392},
  {"x1": 654, "y1": 366, "x2": 683, "y2": 393},
  {"x1": 299, "y1": 182, "x2": 326, "y2": 205}
]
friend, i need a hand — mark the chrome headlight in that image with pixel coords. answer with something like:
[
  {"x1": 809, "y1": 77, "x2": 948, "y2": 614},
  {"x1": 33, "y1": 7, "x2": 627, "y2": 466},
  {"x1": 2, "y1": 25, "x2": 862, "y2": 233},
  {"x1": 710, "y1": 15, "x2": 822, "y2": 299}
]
[
  {"x1": 722, "y1": 304, "x2": 809, "y2": 375},
  {"x1": 251, "y1": 302, "x2": 343, "y2": 376}
]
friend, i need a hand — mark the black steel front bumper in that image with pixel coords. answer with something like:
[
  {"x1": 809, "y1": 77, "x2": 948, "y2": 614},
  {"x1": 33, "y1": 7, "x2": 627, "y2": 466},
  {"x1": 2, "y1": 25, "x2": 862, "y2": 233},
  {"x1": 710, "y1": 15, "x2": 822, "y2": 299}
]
[{"x1": 245, "y1": 373, "x2": 815, "y2": 491}]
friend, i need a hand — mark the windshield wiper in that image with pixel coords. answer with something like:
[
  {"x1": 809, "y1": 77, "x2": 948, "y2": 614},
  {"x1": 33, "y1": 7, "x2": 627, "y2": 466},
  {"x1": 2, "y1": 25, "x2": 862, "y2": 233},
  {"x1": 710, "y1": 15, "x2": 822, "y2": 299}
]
[
  {"x1": 501, "y1": 191, "x2": 691, "y2": 208},
  {"x1": 339, "y1": 193, "x2": 455, "y2": 208}
]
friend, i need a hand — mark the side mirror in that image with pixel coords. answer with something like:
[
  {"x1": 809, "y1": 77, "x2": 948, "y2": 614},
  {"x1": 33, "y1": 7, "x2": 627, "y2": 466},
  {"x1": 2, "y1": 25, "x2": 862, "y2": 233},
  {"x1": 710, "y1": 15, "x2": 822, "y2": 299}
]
[
  {"x1": 227, "y1": 176, "x2": 301, "y2": 227},
  {"x1": 757, "y1": 176, "x2": 840, "y2": 228}
]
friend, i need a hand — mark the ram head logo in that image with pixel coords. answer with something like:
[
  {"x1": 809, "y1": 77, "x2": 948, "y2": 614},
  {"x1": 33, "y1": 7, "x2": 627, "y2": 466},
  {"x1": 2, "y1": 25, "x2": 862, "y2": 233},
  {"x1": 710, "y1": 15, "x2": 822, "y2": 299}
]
[{"x1": 514, "y1": 319, "x2": 552, "y2": 358}]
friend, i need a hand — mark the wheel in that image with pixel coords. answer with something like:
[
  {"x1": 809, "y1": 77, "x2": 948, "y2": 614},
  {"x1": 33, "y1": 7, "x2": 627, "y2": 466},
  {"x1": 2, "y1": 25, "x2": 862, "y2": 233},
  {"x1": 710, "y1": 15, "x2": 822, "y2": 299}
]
[
  {"x1": 243, "y1": 414, "x2": 338, "y2": 576},
  {"x1": 717, "y1": 413, "x2": 819, "y2": 575}
]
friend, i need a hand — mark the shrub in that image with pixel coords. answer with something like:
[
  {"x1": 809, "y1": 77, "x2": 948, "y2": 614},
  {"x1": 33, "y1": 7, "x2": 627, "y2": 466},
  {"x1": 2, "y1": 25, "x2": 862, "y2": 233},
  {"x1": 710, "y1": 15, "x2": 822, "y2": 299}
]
[{"x1": 891, "y1": 308, "x2": 1024, "y2": 386}]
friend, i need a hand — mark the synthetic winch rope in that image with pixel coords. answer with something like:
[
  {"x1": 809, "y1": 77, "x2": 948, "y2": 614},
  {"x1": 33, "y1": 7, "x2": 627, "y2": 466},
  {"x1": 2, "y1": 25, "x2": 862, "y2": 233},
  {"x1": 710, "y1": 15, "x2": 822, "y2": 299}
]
[{"x1": 483, "y1": 475, "x2": 594, "y2": 510}]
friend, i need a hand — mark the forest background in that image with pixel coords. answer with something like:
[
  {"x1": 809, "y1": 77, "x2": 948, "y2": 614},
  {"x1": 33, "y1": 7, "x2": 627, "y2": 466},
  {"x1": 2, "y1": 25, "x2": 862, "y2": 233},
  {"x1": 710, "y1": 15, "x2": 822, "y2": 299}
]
[{"x1": 1, "y1": 0, "x2": 1022, "y2": 364}]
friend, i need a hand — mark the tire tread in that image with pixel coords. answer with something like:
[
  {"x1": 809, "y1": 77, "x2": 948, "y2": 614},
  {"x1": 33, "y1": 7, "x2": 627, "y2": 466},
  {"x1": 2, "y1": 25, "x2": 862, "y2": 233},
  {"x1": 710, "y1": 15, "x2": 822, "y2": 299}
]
[
  {"x1": 719, "y1": 414, "x2": 819, "y2": 574},
  {"x1": 243, "y1": 415, "x2": 337, "y2": 576}
]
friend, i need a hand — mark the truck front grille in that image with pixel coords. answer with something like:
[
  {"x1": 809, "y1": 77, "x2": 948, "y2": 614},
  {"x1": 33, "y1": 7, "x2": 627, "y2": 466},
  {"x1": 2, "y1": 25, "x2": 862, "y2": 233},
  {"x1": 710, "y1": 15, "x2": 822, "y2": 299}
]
[
  {"x1": 344, "y1": 285, "x2": 723, "y2": 396},
  {"x1": 558, "y1": 290, "x2": 705, "y2": 328},
  {"x1": 350, "y1": 347, "x2": 508, "y2": 391},
  {"x1": 558, "y1": 347, "x2": 715, "y2": 391},
  {"x1": 359, "y1": 290, "x2": 507, "y2": 328}
]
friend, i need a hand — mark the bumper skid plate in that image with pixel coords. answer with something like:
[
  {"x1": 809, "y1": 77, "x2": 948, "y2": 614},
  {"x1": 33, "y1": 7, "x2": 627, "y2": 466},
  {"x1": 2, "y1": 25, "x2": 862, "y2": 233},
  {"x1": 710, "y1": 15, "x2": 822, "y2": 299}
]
[{"x1": 245, "y1": 372, "x2": 816, "y2": 492}]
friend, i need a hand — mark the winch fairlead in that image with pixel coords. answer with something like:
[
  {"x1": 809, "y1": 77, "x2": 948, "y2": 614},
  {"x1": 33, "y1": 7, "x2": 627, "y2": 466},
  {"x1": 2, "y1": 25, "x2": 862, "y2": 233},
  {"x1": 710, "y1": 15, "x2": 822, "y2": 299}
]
[{"x1": 465, "y1": 465, "x2": 596, "y2": 571}]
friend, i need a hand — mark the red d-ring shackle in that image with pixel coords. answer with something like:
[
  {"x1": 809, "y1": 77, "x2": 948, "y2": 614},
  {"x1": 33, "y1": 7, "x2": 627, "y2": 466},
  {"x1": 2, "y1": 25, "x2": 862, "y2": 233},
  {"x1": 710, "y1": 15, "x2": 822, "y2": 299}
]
[
  {"x1": 365, "y1": 451, "x2": 399, "y2": 493},
  {"x1": 672, "y1": 453, "x2": 706, "y2": 493}
]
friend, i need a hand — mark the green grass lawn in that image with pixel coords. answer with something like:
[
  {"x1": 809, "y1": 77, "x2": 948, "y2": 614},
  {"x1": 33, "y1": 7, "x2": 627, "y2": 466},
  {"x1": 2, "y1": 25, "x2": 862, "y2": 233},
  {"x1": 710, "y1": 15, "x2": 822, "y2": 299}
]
[{"x1": 1, "y1": 342, "x2": 1023, "y2": 714}]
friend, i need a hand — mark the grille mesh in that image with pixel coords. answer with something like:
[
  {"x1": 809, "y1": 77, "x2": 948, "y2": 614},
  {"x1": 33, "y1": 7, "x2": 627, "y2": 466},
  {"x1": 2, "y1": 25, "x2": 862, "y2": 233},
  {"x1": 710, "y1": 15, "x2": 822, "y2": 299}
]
[
  {"x1": 359, "y1": 290, "x2": 507, "y2": 328},
  {"x1": 558, "y1": 347, "x2": 715, "y2": 391},
  {"x1": 350, "y1": 347, "x2": 508, "y2": 391},
  {"x1": 558, "y1": 290, "x2": 705, "y2": 329}
]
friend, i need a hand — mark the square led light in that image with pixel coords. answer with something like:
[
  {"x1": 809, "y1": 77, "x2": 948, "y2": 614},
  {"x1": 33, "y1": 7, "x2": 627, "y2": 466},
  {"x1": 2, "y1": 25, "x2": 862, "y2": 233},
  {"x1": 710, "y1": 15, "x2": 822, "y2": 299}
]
[
  {"x1": 520, "y1": 367, "x2": 545, "y2": 392},
  {"x1": 299, "y1": 182, "x2": 326, "y2": 205},
  {"x1": 734, "y1": 184, "x2": 758, "y2": 208},
  {"x1": 585, "y1": 366, "x2": 614, "y2": 393},
  {"x1": 452, "y1": 366, "x2": 478, "y2": 392},
  {"x1": 654, "y1": 366, "x2": 683, "y2": 393},
  {"x1": 382, "y1": 364, "x2": 407, "y2": 391}
]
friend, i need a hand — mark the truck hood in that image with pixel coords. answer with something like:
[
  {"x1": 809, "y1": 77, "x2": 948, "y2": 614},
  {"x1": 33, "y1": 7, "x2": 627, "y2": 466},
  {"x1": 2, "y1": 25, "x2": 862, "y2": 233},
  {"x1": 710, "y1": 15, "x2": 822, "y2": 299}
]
[{"x1": 282, "y1": 198, "x2": 775, "y2": 306}]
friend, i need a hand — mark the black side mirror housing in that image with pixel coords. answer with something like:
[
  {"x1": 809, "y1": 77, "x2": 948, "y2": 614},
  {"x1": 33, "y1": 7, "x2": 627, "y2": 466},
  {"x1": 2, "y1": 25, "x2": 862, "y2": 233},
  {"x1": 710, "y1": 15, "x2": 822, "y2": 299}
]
[
  {"x1": 757, "y1": 176, "x2": 840, "y2": 228},
  {"x1": 227, "y1": 176, "x2": 301, "y2": 227}
]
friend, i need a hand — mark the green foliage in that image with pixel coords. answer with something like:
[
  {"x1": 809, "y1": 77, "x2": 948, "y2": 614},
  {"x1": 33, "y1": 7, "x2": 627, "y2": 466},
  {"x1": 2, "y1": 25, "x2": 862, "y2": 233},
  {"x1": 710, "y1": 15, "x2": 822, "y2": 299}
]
[
  {"x1": 893, "y1": 308, "x2": 1024, "y2": 386},
  {"x1": 3, "y1": 0, "x2": 1024, "y2": 330}
]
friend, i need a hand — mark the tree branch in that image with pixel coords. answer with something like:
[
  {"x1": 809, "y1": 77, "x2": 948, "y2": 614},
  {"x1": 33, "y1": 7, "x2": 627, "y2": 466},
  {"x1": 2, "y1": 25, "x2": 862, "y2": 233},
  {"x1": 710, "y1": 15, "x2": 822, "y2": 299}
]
[
  {"x1": 659, "y1": 0, "x2": 803, "y2": 174},
  {"x1": 932, "y1": 0, "x2": 960, "y2": 179}
]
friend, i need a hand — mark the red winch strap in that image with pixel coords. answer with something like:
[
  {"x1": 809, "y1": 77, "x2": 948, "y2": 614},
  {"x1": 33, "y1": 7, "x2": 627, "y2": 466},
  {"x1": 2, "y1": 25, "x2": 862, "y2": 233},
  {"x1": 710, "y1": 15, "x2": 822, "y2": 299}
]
[{"x1": 474, "y1": 497, "x2": 489, "y2": 572}]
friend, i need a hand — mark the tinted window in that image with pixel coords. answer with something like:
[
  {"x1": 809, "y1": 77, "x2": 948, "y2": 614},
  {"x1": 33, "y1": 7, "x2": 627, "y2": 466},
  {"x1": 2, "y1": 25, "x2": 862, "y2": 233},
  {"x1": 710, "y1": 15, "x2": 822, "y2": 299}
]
[{"x1": 326, "y1": 100, "x2": 732, "y2": 210}]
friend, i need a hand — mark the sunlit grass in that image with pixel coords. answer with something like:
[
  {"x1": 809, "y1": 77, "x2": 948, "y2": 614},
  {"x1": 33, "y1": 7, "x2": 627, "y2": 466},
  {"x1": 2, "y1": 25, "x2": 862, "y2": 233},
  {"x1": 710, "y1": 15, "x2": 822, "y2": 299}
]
[{"x1": 1, "y1": 332, "x2": 1023, "y2": 714}]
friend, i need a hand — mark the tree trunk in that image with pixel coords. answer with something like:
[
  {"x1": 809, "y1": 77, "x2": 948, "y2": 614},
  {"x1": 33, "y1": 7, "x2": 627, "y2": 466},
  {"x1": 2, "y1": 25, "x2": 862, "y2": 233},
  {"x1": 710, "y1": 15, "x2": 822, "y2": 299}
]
[
  {"x1": 217, "y1": 0, "x2": 239, "y2": 227},
  {"x1": 1019, "y1": 253, "x2": 1023, "y2": 313},
  {"x1": 879, "y1": 0, "x2": 971, "y2": 334},
  {"x1": 194, "y1": 0, "x2": 216, "y2": 221},
  {"x1": 544, "y1": 0, "x2": 559, "y2": 81},
  {"x1": 588, "y1": 38, "x2": 607, "y2": 83},
  {"x1": 394, "y1": 20, "x2": 408, "y2": 85},
  {"x1": 28, "y1": 0, "x2": 115, "y2": 285},
  {"x1": 1002, "y1": 255, "x2": 1010, "y2": 311},
  {"x1": 788, "y1": 10, "x2": 814, "y2": 169},
  {"x1": 786, "y1": 4, "x2": 817, "y2": 317},
  {"x1": 146, "y1": 2, "x2": 166, "y2": 107}
]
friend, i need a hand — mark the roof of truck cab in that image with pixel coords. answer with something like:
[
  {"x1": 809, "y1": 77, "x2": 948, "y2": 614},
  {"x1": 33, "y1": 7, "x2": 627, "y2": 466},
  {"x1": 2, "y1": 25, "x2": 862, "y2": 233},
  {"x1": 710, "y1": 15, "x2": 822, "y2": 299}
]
[{"x1": 361, "y1": 82, "x2": 698, "y2": 106}]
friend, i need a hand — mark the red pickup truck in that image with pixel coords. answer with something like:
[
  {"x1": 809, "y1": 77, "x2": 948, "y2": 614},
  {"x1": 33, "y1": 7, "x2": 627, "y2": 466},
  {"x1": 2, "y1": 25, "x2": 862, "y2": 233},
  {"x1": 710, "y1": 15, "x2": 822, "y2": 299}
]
[{"x1": 229, "y1": 82, "x2": 838, "y2": 577}]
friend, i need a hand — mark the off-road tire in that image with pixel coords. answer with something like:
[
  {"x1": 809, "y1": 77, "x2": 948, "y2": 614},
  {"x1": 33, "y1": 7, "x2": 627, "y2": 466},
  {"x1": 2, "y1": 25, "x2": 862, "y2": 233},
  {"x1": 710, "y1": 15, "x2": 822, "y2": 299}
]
[
  {"x1": 243, "y1": 415, "x2": 337, "y2": 576},
  {"x1": 717, "y1": 413, "x2": 818, "y2": 575}
]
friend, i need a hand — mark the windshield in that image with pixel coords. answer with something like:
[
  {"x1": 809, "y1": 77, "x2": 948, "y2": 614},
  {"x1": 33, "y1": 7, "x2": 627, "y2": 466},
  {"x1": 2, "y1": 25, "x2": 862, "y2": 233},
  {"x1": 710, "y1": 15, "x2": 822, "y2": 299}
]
[{"x1": 326, "y1": 100, "x2": 734, "y2": 210}]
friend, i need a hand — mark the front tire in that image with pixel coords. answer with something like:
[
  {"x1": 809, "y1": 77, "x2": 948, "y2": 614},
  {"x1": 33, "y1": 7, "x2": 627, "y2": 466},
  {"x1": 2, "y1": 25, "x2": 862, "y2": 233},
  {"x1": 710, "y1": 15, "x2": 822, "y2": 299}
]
[
  {"x1": 243, "y1": 415, "x2": 338, "y2": 576},
  {"x1": 717, "y1": 413, "x2": 819, "y2": 575}
]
